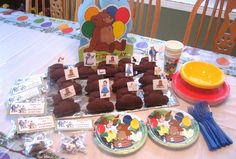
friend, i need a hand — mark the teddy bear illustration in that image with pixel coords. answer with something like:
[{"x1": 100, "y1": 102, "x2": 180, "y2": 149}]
[
  {"x1": 165, "y1": 120, "x2": 184, "y2": 143},
  {"x1": 113, "y1": 123, "x2": 132, "y2": 148},
  {"x1": 84, "y1": 10, "x2": 126, "y2": 53}
]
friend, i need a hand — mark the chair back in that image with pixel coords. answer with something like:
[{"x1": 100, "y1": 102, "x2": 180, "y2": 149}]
[
  {"x1": 25, "y1": 0, "x2": 46, "y2": 15},
  {"x1": 128, "y1": 0, "x2": 161, "y2": 38},
  {"x1": 183, "y1": 0, "x2": 236, "y2": 55}
]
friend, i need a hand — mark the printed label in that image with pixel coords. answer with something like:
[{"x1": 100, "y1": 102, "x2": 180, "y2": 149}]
[
  {"x1": 14, "y1": 74, "x2": 43, "y2": 85},
  {"x1": 9, "y1": 102, "x2": 46, "y2": 115},
  {"x1": 97, "y1": 69, "x2": 106, "y2": 75},
  {"x1": 127, "y1": 81, "x2": 138, "y2": 91},
  {"x1": 12, "y1": 77, "x2": 43, "y2": 95},
  {"x1": 84, "y1": 52, "x2": 96, "y2": 66},
  {"x1": 56, "y1": 119, "x2": 93, "y2": 131},
  {"x1": 16, "y1": 116, "x2": 55, "y2": 133},
  {"x1": 59, "y1": 85, "x2": 76, "y2": 100},
  {"x1": 106, "y1": 55, "x2": 118, "y2": 65},
  {"x1": 99, "y1": 78, "x2": 111, "y2": 98},
  {"x1": 8, "y1": 87, "x2": 41, "y2": 103},
  {"x1": 64, "y1": 67, "x2": 79, "y2": 80},
  {"x1": 153, "y1": 79, "x2": 168, "y2": 90}
]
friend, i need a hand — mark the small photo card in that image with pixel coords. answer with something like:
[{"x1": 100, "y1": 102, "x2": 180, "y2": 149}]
[
  {"x1": 127, "y1": 81, "x2": 138, "y2": 92},
  {"x1": 16, "y1": 116, "x2": 55, "y2": 133},
  {"x1": 154, "y1": 66, "x2": 162, "y2": 76},
  {"x1": 153, "y1": 79, "x2": 168, "y2": 90},
  {"x1": 125, "y1": 63, "x2": 134, "y2": 77},
  {"x1": 9, "y1": 101, "x2": 46, "y2": 115},
  {"x1": 106, "y1": 55, "x2": 118, "y2": 65},
  {"x1": 84, "y1": 52, "x2": 96, "y2": 66},
  {"x1": 99, "y1": 78, "x2": 111, "y2": 98},
  {"x1": 97, "y1": 69, "x2": 106, "y2": 75},
  {"x1": 56, "y1": 119, "x2": 93, "y2": 131},
  {"x1": 59, "y1": 85, "x2": 76, "y2": 100},
  {"x1": 148, "y1": 46, "x2": 159, "y2": 62},
  {"x1": 64, "y1": 67, "x2": 79, "y2": 80}
]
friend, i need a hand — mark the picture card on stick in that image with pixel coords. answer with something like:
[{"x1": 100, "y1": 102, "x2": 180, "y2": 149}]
[
  {"x1": 97, "y1": 69, "x2": 106, "y2": 75},
  {"x1": 64, "y1": 67, "x2": 79, "y2": 80},
  {"x1": 99, "y1": 78, "x2": 111, "y2": 98},
  {"x1": 106, "y1": 55, "x2": 118, "y2": 65},
  {"x1": 154, "y1": 66, "x2": 162, "y2": 76},
  {"x1": 125, "y1": 63, "x2": 134, "y2": 77},
  {"x1": 127, "y1": 81, "x2": 138, "y2": 92},
  {"x1": 59, "y1": 85, "x2": 76, "y2": 99},
  {"x1": 153, "y1": 79, "x2": 168, "y2": 90},
  {"x1": 84, "y1": 52, "x2": 96, "y2": 66},
  {"x1": 148, "y1": 46, "x2": 159, "y2": 62}
]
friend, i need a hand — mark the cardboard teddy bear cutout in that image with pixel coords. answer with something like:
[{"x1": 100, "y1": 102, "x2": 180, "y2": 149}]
[{"x1": 81, "y1": 5, "x2": 131, "y2": 53}]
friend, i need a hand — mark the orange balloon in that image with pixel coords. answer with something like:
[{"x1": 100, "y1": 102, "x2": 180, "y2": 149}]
[
  {"x1": 58, "y1": 24, "x2": 69, "y2": 31},
  {"x1": 84, "y1": 7, "x2": 99, "y2": 21}
]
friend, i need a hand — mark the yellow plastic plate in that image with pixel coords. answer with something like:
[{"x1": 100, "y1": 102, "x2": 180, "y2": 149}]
[{"x1": 180, "y1": 61, "x2": 225, "y2": 89}]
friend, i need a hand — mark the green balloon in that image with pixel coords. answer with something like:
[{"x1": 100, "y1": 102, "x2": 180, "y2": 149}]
[
  {"x1": 34, "y1": 18, "x2": 44, "y2": 23},
  {"x1": 82, "y1": 21, "x2": 95, "y2": 38}
]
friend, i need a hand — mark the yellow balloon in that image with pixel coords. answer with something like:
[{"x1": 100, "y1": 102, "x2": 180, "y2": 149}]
[
  {"x1": 58, "y1": 24, "x2": 69, "y2": 31},
  {"x1": 112, "y1": 21, "x2": 126, "y2": 39},
  {"x1": 130, "y1": 118, "x2": 140, "y2": 130},
  {"x1": 182, "y1": 116, "x2": 192, "y2": 127}
]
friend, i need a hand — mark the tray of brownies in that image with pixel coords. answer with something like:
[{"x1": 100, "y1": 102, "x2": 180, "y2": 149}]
[{"x1": 45, "y1": 55, "x2": 179, "y2": 119}]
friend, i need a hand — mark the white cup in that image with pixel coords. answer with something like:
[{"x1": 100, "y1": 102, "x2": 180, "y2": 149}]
[{"x1": 164, "y1": 40, "x2": 184, "y2": 75}]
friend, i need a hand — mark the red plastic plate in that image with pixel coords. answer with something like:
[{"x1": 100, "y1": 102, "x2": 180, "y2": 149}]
[{"x1": 172, "y1": 72, "x2": 230, "y2": 106}]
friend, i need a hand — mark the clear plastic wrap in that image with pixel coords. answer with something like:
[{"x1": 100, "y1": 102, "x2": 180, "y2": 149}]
[
  {"x1": 59, "y1": 132, "x2": 87, "y2": 154},
  {"x1": 7, "y1": 74, "x2": 48, "y2": 104},
  {"x1": 23, "y1": 132, "x2": 53, "y2": 157}
]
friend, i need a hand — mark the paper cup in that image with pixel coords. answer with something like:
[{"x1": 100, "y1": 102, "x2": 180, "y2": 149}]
[{"x1": 164, "y1": 40, "x2": 184, "y2": 75}]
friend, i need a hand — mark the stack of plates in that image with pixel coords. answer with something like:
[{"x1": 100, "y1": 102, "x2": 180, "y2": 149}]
[{"x1": 172, "y1": 61, "x2": 230, "y2": 106}]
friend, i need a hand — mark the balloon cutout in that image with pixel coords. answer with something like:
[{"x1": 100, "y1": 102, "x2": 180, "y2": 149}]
[
  {"x1": 106, "y1": 6, "x2": 118, "y2": 18},
  {"x1": 82, "y1": 21, "x2": 95, "y2": 38},
  {"x1": 84, "y1": 7, "x2": 99, "y2": 21},
  {"x1": 112, "y1": 21, "x2": 125, "y2": 39},
  {"x1": 115, "y1": 7, "x2": 130, "y2": 24}
]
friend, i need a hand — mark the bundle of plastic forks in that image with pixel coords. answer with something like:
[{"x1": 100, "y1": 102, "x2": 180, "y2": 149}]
[{"x1": 188, "y1": 101, "x2": 233, "y2": 150}]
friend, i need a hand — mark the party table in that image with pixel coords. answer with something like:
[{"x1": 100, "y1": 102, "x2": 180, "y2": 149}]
[{"x1": 0, "y1": 8, "x2": 236, "y2": 159}]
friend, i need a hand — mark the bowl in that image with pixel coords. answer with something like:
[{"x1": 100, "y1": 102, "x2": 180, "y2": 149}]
[{"x1": 180, "y1": 61, "x2": 225, "y2": 89}]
